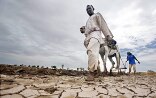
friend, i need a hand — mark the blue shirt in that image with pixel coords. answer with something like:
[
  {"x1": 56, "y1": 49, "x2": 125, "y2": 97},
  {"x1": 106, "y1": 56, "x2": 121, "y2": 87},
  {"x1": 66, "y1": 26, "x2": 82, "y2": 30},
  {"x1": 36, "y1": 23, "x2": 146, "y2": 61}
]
[{"x1": 127, "y1": 55, "x2": 136, "y2": 64}]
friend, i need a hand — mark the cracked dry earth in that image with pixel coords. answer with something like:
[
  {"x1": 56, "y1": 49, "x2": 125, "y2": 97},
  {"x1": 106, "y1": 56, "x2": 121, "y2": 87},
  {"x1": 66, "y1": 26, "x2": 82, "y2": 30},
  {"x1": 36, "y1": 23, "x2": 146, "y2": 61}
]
[{"x1": 0, "y1": 74, "x2": 156, "y2": 98}]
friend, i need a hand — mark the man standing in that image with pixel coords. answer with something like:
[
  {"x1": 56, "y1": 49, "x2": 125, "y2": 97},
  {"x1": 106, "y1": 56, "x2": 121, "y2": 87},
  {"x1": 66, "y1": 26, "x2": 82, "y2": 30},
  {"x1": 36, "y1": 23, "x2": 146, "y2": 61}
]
[
  {"x1": 84, "y1": 5, "x2": 115, "y2": 81},
  {"x1": 126, "y1": 52, "x2": 140, "y2": 75}
]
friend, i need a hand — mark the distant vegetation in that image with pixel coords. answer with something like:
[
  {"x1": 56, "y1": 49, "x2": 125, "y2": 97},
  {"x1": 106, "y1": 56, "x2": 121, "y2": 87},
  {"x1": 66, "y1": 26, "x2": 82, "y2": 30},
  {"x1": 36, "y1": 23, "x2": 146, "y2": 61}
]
[
  {"x1": 0, "y1": 64, "x2": 88, "y2": 76},
  {"x1": 147, "y1": 70, "x2": 155, "y2": 72}
]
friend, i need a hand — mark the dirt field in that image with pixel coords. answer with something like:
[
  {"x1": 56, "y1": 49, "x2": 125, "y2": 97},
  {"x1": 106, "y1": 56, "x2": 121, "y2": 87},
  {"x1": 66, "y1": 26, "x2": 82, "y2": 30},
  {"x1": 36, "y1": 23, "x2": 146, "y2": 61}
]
[{"x1": 0, "y1": 73, "x2": 156, "y2": 98}]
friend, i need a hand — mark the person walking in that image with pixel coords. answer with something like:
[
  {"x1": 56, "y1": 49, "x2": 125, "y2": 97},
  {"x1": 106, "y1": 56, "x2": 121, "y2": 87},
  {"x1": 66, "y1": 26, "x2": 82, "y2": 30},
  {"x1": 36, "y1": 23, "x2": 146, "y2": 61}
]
[{"x1": 126, "y1": 52, "x2": 140, "y2": 75}]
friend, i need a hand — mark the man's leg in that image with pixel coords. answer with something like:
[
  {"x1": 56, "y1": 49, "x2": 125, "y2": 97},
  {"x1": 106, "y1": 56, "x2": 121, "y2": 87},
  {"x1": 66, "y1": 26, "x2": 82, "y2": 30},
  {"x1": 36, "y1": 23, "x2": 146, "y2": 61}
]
[
  {"x1": 133, "y1": 64, "x2": 136, "y2": 75},
  {"x1": 129, "y1": 64, "x2": 132, "y2": 74},
  {"x1": 86, "y1": 38, "x2": 100, "y2": 81},
  {"x1": 95, "y1": 61, "x2": 101, "y2": 77}
]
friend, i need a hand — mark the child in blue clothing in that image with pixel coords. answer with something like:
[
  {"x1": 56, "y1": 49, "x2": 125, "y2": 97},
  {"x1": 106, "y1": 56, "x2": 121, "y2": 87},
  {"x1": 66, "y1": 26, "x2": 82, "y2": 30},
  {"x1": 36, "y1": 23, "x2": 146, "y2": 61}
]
[{"x1": 126, "y1": 52, "x2": 140, "y2": 74}]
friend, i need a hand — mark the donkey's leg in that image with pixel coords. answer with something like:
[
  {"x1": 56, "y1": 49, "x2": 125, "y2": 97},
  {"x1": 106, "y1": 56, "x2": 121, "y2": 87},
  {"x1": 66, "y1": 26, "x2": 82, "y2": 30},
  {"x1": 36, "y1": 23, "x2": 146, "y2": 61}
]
[
  {"x1": 99, "y1": 46, "x2": 108, "y2": 75},
  {"x1": 103, "y1": 56, "x2": 108, "y2": 74},
  {"x1": 100, "y1": 53, "x2": 107, "y2": 75},
  {"x1": 108, "y1": 56, "x2": 115, "y2": 75},
  {"x1": 103, "y1": 46, "x2": 109, "y2": 74},
  {"x1": 115, "y1": 52, "x2": 120, "y2": 74}
]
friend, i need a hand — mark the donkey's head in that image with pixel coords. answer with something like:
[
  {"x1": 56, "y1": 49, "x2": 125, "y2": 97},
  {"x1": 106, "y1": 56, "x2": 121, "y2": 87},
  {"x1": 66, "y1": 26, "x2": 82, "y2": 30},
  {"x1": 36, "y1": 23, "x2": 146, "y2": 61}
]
[{"x1": 80, "y1": 26, "x2": 85, "y2": 34}]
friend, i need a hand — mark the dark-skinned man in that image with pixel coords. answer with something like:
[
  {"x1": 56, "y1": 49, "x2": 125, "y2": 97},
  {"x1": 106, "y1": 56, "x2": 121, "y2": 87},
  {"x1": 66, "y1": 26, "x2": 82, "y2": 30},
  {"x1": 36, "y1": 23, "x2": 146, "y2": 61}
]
[{"x1": 83, "y1": 5, "x2": 115, "y2": 81}]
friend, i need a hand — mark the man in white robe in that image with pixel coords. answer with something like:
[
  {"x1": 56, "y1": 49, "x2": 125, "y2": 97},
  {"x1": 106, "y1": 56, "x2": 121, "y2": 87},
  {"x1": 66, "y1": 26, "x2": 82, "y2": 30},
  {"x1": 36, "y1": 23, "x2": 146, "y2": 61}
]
[{"x1": 84, "y1": 5, "x2": 114, "y2": 81}]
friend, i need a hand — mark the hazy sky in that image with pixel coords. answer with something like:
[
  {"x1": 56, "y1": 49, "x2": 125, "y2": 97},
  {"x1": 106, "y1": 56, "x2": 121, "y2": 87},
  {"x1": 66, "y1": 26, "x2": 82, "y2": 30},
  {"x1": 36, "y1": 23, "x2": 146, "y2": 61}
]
[{"x1": 0, "y1": 0, "x2": 156, "y2": 71}]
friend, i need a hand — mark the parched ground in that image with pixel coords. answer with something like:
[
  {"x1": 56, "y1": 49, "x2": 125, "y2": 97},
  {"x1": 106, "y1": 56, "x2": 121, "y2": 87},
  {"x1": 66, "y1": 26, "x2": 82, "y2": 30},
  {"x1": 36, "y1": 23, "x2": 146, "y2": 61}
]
[{"x1": 0, "y1": 73, "x2": 156, "y2": 98}]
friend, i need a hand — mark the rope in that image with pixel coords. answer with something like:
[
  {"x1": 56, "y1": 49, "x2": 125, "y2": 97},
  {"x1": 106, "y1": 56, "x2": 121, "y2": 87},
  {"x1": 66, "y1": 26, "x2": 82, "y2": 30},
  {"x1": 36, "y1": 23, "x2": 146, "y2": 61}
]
[
  {"x1": 120, "y1": 57, "x2": 127, "y2": 69},
  {"x1": 115, "y1": 46, "x2": 127, "y2": 69}
]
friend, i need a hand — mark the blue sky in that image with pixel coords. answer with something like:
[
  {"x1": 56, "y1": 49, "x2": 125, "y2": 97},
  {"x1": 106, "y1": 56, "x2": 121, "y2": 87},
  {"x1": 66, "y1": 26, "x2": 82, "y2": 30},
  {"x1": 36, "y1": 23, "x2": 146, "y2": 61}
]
[{"x1": 0, "y1": 0, "x2": 156, "y2": 72}]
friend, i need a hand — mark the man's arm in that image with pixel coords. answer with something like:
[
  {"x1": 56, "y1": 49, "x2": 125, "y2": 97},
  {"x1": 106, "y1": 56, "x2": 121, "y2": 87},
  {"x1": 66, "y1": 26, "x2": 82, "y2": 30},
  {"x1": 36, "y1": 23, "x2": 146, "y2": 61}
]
[
  {"x1": 96, "y1": 13, "x2": 114, "y2": 38},
  {"x1": 134, "y1": 56, "x2": 140, "y2": 64},
  {"x1": 126, "y1": 56, "x2": 128, "y2": 62}
]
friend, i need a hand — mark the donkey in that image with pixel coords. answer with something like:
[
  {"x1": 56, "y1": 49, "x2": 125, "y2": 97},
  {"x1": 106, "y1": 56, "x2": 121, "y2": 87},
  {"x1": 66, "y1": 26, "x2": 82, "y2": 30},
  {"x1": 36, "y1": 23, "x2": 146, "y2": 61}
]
[{"x1": 99, "y1": 40, "x2": 120, "y2": 74}]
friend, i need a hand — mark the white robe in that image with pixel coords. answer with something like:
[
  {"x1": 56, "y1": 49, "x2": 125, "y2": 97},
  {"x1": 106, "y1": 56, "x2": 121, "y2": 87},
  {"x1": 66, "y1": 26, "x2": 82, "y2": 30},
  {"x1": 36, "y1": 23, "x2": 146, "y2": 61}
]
[{"x1": 85, "y1": 12, "x2": 113, "y2": 72}]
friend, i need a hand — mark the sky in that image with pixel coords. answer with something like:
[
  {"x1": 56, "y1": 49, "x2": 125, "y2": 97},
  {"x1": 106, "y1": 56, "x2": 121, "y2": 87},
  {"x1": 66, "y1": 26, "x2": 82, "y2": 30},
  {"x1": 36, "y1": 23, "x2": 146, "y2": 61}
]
[{"x1": 0, "y1": 0, "x2": 156, "y2": 72}]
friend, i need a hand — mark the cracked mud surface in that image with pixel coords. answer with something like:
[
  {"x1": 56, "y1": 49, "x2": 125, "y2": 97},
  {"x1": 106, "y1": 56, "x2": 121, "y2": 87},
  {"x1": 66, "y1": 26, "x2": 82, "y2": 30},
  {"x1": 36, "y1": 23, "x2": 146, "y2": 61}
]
[{"x1": 0, "y1": 74, "x2": 156, "y2": 98}]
